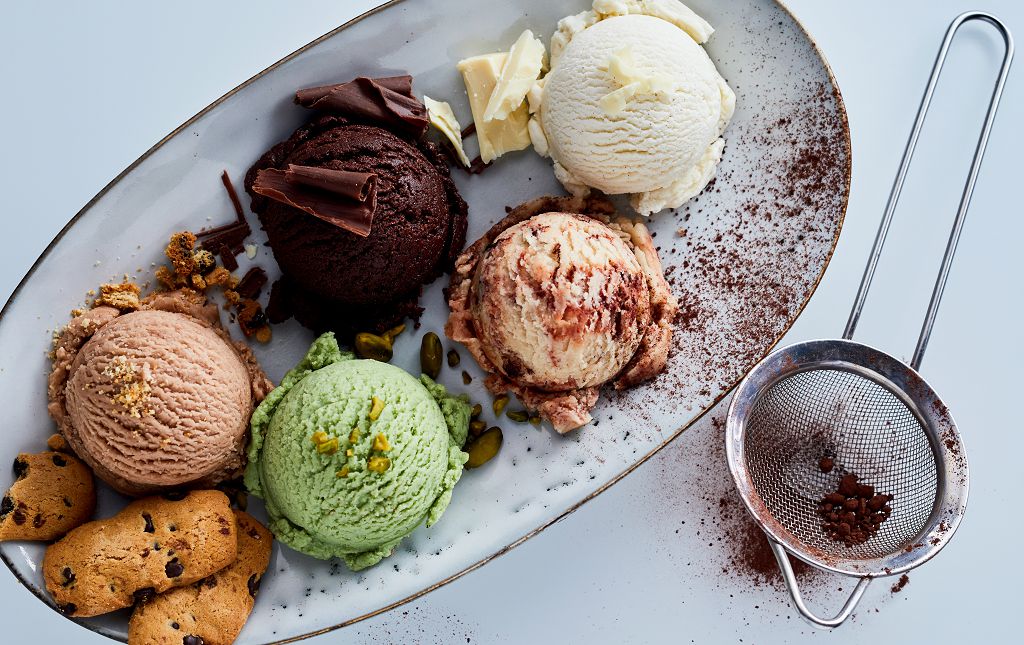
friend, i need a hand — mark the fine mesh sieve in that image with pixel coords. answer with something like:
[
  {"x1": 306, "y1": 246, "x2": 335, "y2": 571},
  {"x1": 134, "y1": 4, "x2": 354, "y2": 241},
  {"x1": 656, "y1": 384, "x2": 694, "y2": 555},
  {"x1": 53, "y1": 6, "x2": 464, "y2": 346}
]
[
  {"x1": 745, "y1": 366, "x2": 939, "y2": 562},
  {"x1": 726, "y1": 13, "x2": 1012, "y2": 628}
]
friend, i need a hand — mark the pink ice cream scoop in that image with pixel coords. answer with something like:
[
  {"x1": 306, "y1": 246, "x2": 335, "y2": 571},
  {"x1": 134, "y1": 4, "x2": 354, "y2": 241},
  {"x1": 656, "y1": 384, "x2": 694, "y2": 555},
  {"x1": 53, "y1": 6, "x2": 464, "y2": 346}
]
[{"x1": 48, "y1": 291, "x2": 272, "y2": 496}]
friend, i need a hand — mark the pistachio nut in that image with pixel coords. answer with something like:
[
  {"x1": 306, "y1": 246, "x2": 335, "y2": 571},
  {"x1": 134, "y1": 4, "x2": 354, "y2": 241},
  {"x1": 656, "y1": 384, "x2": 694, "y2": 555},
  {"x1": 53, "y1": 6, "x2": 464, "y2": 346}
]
[
  {"x1": 465, "y1": 427, "x2": 502, "y2": 468},
  {"x1": 420, "y1": 332, "x2": 443, "y2": 379}
]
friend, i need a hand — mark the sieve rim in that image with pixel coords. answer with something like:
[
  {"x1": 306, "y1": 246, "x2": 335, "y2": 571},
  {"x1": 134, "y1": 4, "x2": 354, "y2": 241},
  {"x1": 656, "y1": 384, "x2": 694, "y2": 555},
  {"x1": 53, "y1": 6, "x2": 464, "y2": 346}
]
[{"x1": 726, "y1": 339, "x2": 969, "y2": 578}]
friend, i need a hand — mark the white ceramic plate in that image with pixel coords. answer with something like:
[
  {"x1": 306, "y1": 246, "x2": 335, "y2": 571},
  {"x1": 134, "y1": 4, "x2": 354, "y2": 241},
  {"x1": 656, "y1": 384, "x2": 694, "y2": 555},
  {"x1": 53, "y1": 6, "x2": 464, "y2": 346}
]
[{"x1": 0, "y1": 0, "x2": 849, "y2": 642}]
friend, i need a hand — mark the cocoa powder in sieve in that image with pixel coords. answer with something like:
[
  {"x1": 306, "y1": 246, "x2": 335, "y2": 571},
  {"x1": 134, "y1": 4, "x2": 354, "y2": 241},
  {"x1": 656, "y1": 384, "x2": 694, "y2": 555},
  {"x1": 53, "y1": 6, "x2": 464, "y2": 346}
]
[{"x1": 818, "y1": 473, "x2": 893, "y2": 546}]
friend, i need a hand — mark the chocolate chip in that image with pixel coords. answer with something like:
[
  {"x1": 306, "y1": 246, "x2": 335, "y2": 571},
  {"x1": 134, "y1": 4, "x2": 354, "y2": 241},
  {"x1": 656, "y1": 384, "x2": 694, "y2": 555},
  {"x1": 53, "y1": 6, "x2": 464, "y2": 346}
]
[
  {"x1": 52, "y1": 454, "x2": 67, "y2": 467},
  {"x1": 142, "y1": 513, "x2": 155, "y2": 533},
  {"x1": 140, "y1": 548, "x2": 150, "y2": 559},
  {"x1": 219, "y1": 527, "x2": 230, "y2": 535},
  {"x1": 183, "y1": 636, "x2": 205, "y2": 645},
  {"x1": 247, "y1": 573, "x2": 261, "y2": 598},
  {"x1": 13, "y1": 458, "x2": 27, "y2": 480},
  {"x1": 62, "y1": 497, "x2": 73, "y2": 508},
  {"x1": 165, "y1": 558, "x2": 184, "y2": 578},
  {"x1": 59, "y1": 602, "x2": 77, "y2": 615},
  {"x1": 61, "y1": 567, "x2": 76, "y2": 587},
  {"x1": 246, "y1": 527, "x2": 260, "y2": 540},
  {"x1": 197, "y1": 576, "x2": 217, "y2": 589},
  {"x1": 168, "y1": 524, "x2": 177, "y2": 532},
  {"x1": 0, "y1": 495, "x2": 13, "y2": 518},
  {"x1": 133, "y1": 587, "x2": 157, "y2": 605},
  {"x1": 154, "y1": 542, "x2": 161, "y2": 551},
  {"x1": 170, "y1": 622, "x2": 180, "y2": 630},
  {"x1": 33, "y1": 513, "x2": 45, "y2": 528},
  {"x1": 12, "y1": 509, "x2": 26, "y2": 525},
  {"x1": 162, "y1": 491, "x2": 187, "y2": 501}
]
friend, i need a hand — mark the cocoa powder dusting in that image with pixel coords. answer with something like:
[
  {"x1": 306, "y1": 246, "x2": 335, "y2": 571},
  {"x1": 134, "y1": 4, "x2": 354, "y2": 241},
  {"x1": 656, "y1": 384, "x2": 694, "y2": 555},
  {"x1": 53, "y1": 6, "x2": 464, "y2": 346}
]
[
  {"x1": 891, "y1": 574, "x2": 909, "y2": 594},
  {"x1": 609, "y1": 79, "x2": 849, "y2": 436},
  {"x1": 719, "y1": 494, "x2": 812, "y2": 585},
  {"x1": 658, "y1": 413, "x2": 822, "y2": 592}
]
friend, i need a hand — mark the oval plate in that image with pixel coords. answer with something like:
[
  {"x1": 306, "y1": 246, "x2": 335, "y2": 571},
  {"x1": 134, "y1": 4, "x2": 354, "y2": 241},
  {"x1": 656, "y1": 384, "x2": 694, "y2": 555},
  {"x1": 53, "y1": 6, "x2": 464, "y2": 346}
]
[{"x1": 0, "y1": 0, "x2": 849, "y2": 641}]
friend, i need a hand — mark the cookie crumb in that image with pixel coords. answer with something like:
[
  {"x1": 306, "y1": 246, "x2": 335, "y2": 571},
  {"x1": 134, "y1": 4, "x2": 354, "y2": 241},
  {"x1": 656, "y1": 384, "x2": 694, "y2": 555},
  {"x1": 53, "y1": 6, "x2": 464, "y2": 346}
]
[
  {"x1": 102, "y1": 356, "x2": 153, "y2": 418},
  {"x1": 95, "y1": 281, "x2": 141, "y2": 312},
  {"x1": 46, "y1": 434, "x2": 70, "y2": 453}
]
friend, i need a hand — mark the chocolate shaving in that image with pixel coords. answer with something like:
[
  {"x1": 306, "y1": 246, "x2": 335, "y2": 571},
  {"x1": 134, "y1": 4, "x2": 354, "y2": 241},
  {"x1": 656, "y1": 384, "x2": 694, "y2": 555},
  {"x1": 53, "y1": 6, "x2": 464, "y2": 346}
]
[
  {"x1": 196, "y1": 170, "x2": 252, "y2": 267},
  {"x1": 199, "y1": 225, "x2": 248, "y2": 259},
  {"x1": 234, "y1": 267, "x2": 268, "y2": 300},
  {"x1": 468, "y1": 155, "x2": 491, "y2": 175},
  {"x1": 217, "y1": 243, "x2": 239, "y2": 271},
  {"x1": 460, "y1": 122, "x2": 476, "y2": 139},
  {"x1": 221, "y1": 170, "x2": 245, "y2": 221},
  {"x1": 294, "y1": 75, "x2": 428, "y2": 137},
  {"x1": 437, "y1": 137, "x2": 467, "y2": 171},
  {"x1": 192, "y1": 220, "x2": 240, "y2": 238},
  {"x1": 252, "y1": 165, "x2": 376, "y2": 237}
]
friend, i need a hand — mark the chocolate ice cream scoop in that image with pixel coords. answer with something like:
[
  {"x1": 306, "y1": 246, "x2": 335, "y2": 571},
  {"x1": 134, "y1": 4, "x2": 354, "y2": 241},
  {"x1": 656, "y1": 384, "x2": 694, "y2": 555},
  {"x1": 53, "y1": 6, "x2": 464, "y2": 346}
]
[
  {"x1": 245, "y1": 115, "x2": 467, "y2": 336},
  {"x1": 48, "y1": 290, "x2": 273, "y2": 496}
]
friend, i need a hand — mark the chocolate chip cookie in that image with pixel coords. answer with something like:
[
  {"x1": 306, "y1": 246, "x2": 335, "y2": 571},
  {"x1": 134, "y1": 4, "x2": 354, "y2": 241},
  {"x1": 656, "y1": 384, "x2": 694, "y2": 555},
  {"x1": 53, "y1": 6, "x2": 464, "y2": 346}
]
[
  {"x1": 43, "y1": 490, "x2": 237, "y2": 617},
  {"x1": 0, "y1": 450, "x2": 95, "y2": 542},
  {"x1": 129, "y1": 511, "x2": 272, "y2": 645}
]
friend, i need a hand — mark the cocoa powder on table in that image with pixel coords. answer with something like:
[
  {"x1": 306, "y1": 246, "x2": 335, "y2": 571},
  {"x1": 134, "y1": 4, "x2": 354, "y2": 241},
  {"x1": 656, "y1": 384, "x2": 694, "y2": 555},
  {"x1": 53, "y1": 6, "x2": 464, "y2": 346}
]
[
  {"x1": 891, "y1": 574, "x2": 910, "y2": 594},
  {"x1": 718, "y1": 493, "x2": 812, "y2": 585}
]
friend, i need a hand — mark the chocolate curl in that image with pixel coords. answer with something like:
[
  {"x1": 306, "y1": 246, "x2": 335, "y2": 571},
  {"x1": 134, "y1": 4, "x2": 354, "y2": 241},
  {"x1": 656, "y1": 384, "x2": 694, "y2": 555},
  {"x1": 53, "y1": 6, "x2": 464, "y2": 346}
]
[
  {"x1": 295, "y1": 75, "x2": 428, "y2": 137},
  {"x1": 285, "y1": 165, "x2": 376, "y2": 202},
  {"x1": 221, "y1": 170, "x2": 246, "y2": 221},
  {"x1": 252, "y1": 165, "x2": 376, "y2": 237}
]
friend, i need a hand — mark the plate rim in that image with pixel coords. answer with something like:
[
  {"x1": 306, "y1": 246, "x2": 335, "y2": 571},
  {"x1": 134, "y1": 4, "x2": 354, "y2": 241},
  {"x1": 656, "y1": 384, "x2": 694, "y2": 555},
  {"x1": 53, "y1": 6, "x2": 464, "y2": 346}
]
[{"x1": 0, "y1": 0, "x2": 851, "y2": 642}]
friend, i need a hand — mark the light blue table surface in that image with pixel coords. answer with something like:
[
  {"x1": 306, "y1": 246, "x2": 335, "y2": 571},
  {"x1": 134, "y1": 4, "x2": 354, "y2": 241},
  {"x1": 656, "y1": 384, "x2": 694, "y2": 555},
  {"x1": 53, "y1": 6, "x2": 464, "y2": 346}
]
[{"x1": 1, "y1": 1, "x2": 1020, "y2": 643}]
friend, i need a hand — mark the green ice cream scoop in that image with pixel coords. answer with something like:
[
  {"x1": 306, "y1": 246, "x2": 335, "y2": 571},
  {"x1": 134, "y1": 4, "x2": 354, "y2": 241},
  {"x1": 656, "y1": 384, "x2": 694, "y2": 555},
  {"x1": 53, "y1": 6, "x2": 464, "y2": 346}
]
[{"x1": 244, "y1": 332, "x2": 470, "y2": 570}]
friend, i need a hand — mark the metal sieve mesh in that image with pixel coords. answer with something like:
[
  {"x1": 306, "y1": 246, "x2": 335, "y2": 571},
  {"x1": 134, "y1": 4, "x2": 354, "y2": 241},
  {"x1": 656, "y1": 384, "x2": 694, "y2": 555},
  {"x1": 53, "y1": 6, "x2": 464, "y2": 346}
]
[{"x1": 744, "y1": 368, "x2": 938, "y2": 561}]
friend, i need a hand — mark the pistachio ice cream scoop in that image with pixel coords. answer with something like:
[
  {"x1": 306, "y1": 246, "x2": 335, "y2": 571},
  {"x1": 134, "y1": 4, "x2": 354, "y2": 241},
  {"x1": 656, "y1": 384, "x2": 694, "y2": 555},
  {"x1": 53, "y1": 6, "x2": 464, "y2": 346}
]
[{"x1": 244, "y1": 333, "x2": 470, "y2": 570}]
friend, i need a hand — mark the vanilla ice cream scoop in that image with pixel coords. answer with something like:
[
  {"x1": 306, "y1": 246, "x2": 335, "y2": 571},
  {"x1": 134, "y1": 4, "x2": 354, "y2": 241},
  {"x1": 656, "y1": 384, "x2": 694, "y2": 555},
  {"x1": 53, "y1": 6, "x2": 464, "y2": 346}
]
[
  {"x1": 531, "y1": 1, "x2": 734, "y2": 215},
  {"x1": 471, "y1": 212, "x2": 651, "y2": 391}
]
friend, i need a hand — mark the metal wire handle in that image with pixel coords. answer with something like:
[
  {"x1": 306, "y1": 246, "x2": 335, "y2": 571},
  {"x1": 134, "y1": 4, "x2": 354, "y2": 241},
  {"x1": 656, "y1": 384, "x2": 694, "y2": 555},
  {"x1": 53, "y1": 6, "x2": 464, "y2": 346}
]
[
  {"x1": 842, "y1": 12, "x2": 1014, "y2": 370},
  {"x1": 781, "y1": 12, "x2": 1013, "y2": 628},
  {"x1": 770, "y1": 539, "x2": 871, "y2": 628}
]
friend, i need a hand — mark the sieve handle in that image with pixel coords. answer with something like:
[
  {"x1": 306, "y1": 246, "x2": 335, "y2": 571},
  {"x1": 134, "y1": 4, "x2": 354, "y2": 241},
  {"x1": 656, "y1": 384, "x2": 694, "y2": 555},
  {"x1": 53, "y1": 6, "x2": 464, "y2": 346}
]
[
  {"x1": 768, "y1": 538, "x2": 871, "y2": 629},
  {"x1": 842, "y1": 12, "x2": 1014, "y2": 370}
]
